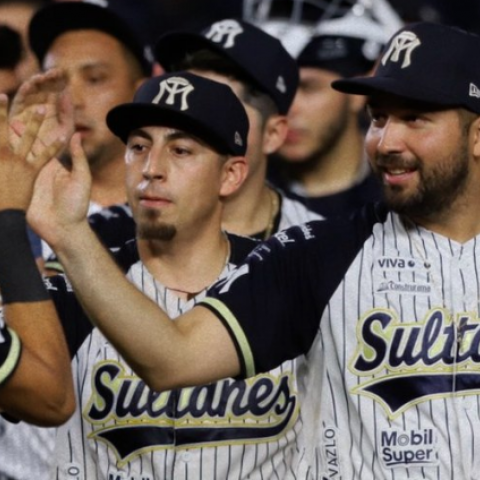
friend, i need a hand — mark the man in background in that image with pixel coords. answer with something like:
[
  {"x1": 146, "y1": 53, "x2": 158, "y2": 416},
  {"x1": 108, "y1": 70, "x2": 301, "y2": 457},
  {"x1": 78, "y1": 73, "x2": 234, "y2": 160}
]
[
  {"x1": 270, "y1": 33, "x2": 384, "y2": 217},
  {"x1": 0, "y1": 0, "x2": 50, "y2": 82},
  {"x1": 28, "y1": 0, "x2": 152, "y2": 211}
]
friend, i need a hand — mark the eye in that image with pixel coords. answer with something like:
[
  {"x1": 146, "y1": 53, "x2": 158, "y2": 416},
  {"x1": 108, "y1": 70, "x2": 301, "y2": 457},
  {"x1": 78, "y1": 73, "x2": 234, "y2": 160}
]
[
  {"x1": 85, "y1": 71, "x2": 108, "y2": 86},
  {"x1": 126, "y1": 140, "x2": 149, "y2": 155},
  {"x1": 369, "y1": 110, "x2": 387, "y2": 127},
  {"x1": 130, "y1": 143, "x2": 146, "y2": 153},
  {"x1": 171, "y1": 145, "x2": 192, "y2": 157}
]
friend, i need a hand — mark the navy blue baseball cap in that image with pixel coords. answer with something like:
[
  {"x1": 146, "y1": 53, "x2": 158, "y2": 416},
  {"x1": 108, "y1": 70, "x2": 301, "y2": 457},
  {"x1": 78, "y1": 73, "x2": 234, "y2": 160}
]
[
  {"x1": 332, "y1": 22, "x2": 480, "y2": 114},
  {"x1": 297, "y1": 34, "x2": 382, "y2": 78},
  {"x1": 154, "y1": 19, "x2": 299, "y2": 115},
  {"x1": 107, "y1": 72, "x2": 249, "y2": 157},
  {"x1": 29, "y1": 0, "x2": 154, "y2": 76}
]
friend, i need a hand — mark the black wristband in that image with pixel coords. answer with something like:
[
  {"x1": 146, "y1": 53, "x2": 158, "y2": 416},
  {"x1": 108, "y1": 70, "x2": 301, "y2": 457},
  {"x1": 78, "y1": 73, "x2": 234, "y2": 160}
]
[{"x1": 0, "y1": 209, "x2": 50, "y2": 304}]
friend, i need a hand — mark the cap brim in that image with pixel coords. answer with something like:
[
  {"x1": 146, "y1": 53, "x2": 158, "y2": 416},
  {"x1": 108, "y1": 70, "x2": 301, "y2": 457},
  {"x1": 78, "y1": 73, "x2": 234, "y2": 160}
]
[
  {"x1": 107, "y1": 104, "x2": 232, "y2": 155},
  {"x1": 29, "y1": 3, "x2": 151, "y2": 75},
  {"x1": 332, "y1": 76, "x2": 459, "y2": 107}
]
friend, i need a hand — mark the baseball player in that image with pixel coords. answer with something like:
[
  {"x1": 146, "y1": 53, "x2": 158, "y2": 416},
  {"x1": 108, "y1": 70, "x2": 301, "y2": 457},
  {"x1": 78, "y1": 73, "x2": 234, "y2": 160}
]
[
  {"x1": 22, "y1": 21, "x2": 480, "y2": 480},
  {"x1": 155, "y1": 18, "x2": 323, "y2": 238},
  {"x1": 5, "y1": 72, "x2": 312, "y2": 479},
  {"x1": 0, "y1": 77, "x2": 74, "y2": 426}
]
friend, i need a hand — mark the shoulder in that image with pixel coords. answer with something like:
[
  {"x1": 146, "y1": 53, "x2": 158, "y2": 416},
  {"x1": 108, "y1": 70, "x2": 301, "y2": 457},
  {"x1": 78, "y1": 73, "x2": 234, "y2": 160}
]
[
  {"x1": 226, "y1": 232, "x2": 260, "y2": 266},
  {"x1": 261, "y1": 201, "x2": 390, "y2": 262}
]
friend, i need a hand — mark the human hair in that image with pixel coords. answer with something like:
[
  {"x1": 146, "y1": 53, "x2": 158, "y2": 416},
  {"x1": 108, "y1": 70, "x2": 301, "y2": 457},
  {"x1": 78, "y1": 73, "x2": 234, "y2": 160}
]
[
  {"x1": 173, "y1": 48, "x2": 278, "y2": 125},
  {"x1": 0, "y1": 25, "x2": 22, "y2": 69}
]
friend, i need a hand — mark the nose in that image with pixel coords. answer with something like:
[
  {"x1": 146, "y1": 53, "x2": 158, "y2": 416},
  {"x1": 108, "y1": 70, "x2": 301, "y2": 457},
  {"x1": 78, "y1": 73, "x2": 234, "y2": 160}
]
[
  {"x1": 68, "y1": 77, "x2": 84, "y2": 109},
  {"x1": 372, "y1": 117, "x2": 407, "y2": 156},
  {"x1": 142, "y1": 149, "x2": 167, "y2": 180}
]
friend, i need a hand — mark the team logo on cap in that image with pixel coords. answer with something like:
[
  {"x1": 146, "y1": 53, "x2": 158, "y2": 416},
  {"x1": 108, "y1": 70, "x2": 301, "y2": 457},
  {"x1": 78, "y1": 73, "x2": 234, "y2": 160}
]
[
  {"x1": 381, "y1": 31, "x2": 421, "y2": 69},
  {"x1": 204, "y1": 19, "x2": 243, "y2": 49},
  {"x1": 152, "y1": 77, "x2": 195, "y2": 111}
]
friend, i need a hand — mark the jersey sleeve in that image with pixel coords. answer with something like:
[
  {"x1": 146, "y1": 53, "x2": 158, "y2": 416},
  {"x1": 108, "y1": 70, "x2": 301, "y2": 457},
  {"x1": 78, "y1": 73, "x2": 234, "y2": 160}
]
[
  {"x1": 200, "y1": 204, "x2": 386, "y2": 378},
  {"x1": 200, "y1": 222, "x2": 325, "y2": 378},
  {"x1": 0, "y1": 318, "x2": 21, "y2": 387}
]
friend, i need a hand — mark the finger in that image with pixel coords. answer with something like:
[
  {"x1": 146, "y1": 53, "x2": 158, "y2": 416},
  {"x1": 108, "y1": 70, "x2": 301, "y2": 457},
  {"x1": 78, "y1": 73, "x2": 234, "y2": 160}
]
[
  {"x1": 69, "y1": 132, "x2": 91, "y2": 182},
  {"x1": 16, "y1": 106, "x2": 46, "y2": 159},
  {"x1": 10, "y1": 69, "x2": 65, "y2": 117},
  {"x1": 34, "y1": 135, "x2": 68, "y2": 169},
  {"x1": 0, "y1": 94, "x2": 9, "y2": 148}
]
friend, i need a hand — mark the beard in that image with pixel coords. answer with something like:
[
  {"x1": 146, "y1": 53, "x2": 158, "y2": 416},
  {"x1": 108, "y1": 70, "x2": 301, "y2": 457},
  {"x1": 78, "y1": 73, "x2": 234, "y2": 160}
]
[
  {"x1": 375, "y1": 142, "x2": 470, "y2": 219},
  {"x1": 135, "y1": 209, "x2": 177, "y2": 241}
]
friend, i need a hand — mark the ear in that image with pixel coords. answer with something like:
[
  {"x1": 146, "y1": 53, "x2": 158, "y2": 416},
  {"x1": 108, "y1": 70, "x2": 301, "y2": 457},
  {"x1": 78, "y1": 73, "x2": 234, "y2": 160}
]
[
  {"x1": 219, "y1": 156, "x2": 249, "y2": 198},
  {"x1": 471, "y1": 116, "x2": 480, "y2": 158},
  {"x1": 262, "y1": 114, "x2": 288, "y2": 155},
  {"x1": 348, "y1": 93, "x2": 367, "y2": 115}
]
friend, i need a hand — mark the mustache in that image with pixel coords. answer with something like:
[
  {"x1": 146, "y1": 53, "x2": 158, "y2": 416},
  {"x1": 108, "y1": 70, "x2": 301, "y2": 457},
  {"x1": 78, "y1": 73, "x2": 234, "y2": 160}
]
[{"x1": 374, "y1": 153, "x2": 419, "y2": 170}]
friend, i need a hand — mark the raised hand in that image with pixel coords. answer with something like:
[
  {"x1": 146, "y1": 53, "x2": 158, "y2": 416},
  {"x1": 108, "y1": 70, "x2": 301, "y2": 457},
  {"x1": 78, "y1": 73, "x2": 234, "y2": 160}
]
[
  {"x1": 0, "y1": 94, "x2": 67, "y2": 211},
  {"x1": 27, "y1": 132, "x2": 92, "y2": 249},
  {"x1": 9, "y1": 68, "x2": 73, "y2": 156}
]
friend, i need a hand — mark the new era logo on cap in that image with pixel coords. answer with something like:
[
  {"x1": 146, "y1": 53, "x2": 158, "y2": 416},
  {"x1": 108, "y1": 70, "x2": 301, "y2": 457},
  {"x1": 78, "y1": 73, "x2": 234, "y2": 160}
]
[{"x1": 470, "y1": 83, "x2": 480, "y2": 99}]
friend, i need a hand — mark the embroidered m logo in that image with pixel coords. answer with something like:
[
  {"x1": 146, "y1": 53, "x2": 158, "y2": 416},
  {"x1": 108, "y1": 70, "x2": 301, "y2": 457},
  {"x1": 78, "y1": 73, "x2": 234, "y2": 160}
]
[
  {"x1": 381, "y1": 31, "x2": 421, "y2": 69},
  {"x1": 152, "y1": 77, "x2": 195, "y2": 111}
]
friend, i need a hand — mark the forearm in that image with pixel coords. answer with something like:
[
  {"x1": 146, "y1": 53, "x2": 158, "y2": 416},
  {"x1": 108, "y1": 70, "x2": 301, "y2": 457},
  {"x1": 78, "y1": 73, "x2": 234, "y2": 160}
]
[
  {"x1": 0, "y1": 211, "x2": 75, "y2": 424},
  {"x1": 54, "y1": 222, "x2": 240, "y2": 390},
  {"x1": 0, "y1": 305, "x2": 75, "y2": 426}
]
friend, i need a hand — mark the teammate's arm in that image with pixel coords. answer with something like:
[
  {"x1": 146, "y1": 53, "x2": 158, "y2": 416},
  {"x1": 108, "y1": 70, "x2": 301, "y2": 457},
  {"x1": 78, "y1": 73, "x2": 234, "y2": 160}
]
[
  {"x1": 0, "y1": 89, "x2": 75, "y2": 426},
  {"x1": 29, "y1": 134, "x2": 241, "y2": 392}
]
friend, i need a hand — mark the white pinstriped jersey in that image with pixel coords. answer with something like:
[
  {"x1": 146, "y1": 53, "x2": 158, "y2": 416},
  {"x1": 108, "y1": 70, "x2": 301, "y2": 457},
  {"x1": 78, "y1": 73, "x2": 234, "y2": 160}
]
[
  {"x1": 47, "y1": 234, "x2": 311, "y2": 480},
  {"x1": 0, "y1": 191, "x2": 319, "y2": 480},
  {"x1": 202, "y1": 204, "x2": 480, "y2": 480}
]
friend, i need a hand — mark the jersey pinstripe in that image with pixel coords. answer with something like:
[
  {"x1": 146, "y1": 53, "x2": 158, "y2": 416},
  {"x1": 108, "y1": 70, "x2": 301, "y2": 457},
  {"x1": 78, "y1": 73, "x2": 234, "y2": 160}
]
[
  {"x1": 203, "y1": 204, "x2": 480, "y2": 480},
  {"x1": 48, "y1": 235, "x2": 311, "y2": 480}
]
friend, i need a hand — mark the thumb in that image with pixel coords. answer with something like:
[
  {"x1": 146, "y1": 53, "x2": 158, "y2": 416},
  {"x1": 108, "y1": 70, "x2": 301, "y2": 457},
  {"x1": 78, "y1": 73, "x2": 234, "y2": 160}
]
[{"x1": 69, "y1": 132, "x2": 91, "y2": 185}]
